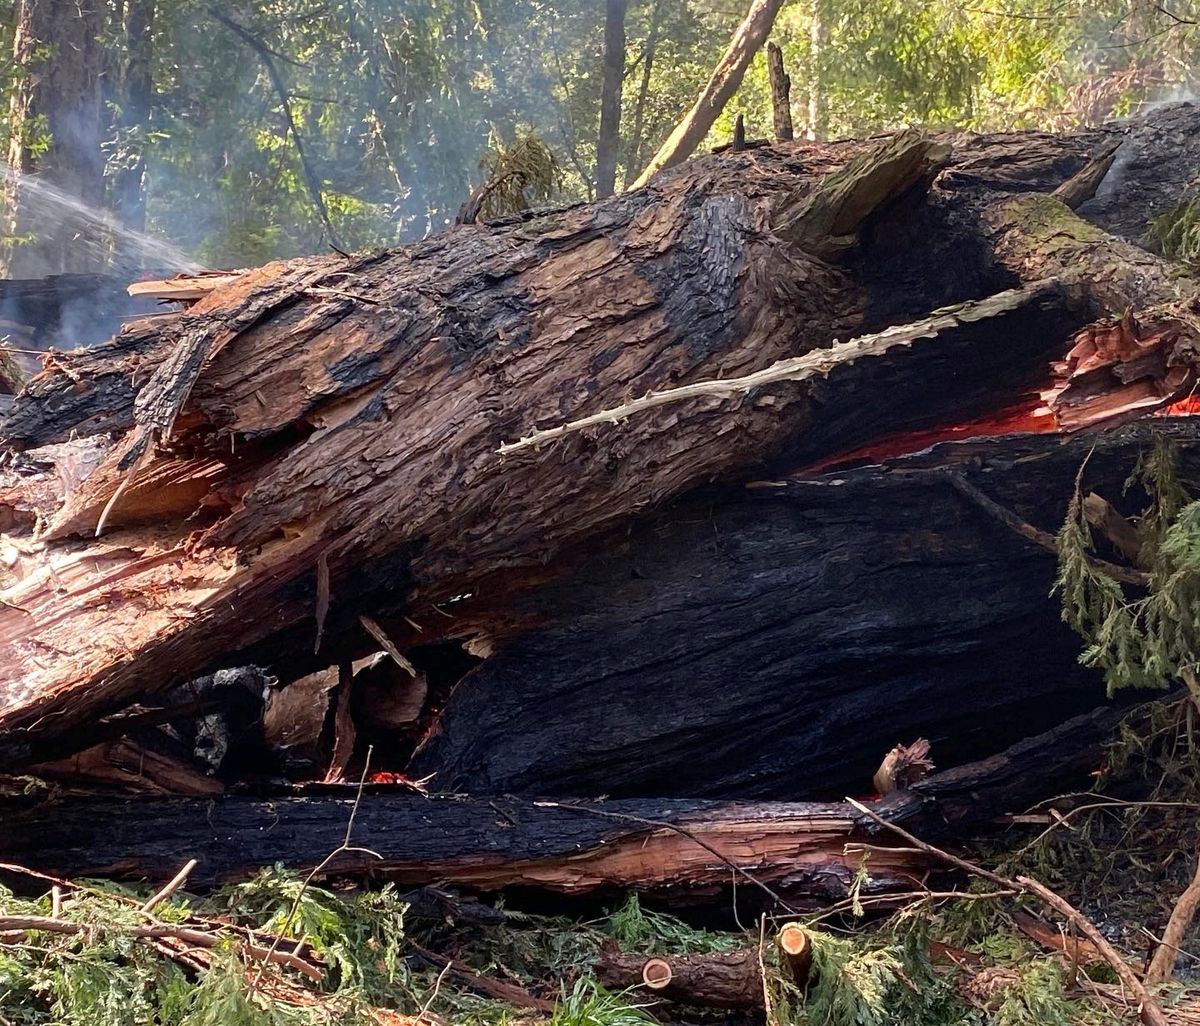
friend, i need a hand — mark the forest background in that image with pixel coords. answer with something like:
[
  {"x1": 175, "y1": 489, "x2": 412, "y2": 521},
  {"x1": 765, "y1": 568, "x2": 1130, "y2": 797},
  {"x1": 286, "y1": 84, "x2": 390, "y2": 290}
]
[{"x1": 1, "y1": 0, "x2": 1198, "y2": 274}]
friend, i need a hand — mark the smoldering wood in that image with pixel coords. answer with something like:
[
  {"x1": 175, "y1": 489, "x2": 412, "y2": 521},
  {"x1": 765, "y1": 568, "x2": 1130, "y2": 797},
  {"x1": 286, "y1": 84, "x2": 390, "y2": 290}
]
[
  {"x1": 0, "y1": 702, "x2": 1133, "y2": 893},
  {"x1": 0, "y1": 273, "x2": 163, "y2": 348},
  {"x1": 407, "y1": 422, "x2": 1188, "y2": 800},
  {"x1": 0, "y1": 106, "x2": 1198, "y2": 786},
  {"x1": 0, "y1": 129, "x2": 967, "y2": 749}
]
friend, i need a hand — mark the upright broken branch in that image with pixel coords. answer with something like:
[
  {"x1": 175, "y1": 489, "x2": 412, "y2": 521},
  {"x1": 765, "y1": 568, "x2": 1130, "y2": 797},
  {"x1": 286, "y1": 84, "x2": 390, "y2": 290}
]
[
  {"x1": 632, "y1": 0, "x2": 786, "y2": 187},
  {"x1": 766, "y1": 41, "x2": 793, "y2": 142}
]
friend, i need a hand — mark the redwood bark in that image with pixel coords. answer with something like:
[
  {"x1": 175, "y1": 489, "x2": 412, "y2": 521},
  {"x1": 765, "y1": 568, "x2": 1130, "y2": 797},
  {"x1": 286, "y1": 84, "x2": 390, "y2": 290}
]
[
  {"x1": 0, "y1": 109, "x2": 1196, "y2": 773},
  {"x1": 0, "y1": 703, "x2": 1133, "y2": 891}
]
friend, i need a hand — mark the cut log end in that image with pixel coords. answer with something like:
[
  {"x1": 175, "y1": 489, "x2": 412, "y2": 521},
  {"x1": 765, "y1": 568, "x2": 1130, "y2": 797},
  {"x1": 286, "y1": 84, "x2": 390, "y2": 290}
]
[{"x1": 641, "y1": 957, "x2": 673, "y2": 989}]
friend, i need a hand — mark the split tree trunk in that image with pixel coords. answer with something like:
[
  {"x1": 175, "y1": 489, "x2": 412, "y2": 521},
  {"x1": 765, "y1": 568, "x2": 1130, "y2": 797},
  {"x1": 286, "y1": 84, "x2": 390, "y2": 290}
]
[
  {"x1": 0, "y1": 703, "x2": 1133, "y2": 892},
  {"x1": 0, "y1": 129, "x2": 948, "y2": 747},
  {"x1": 0, "y1": 106, "x2": 1198, "y2": 798},
  {"x1": 631, "y1": 0, "x2": 787, "y2": 188}
]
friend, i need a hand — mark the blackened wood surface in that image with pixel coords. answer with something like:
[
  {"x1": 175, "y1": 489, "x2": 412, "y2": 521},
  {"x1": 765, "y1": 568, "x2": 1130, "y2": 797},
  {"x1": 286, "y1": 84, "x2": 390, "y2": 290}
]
[
  {"x1": 0, "y1": 109, "x2": 1196, "y2": 763},
  {"x1": 0, "y1": 704, "x2": 1130, "y2": 891},
  {"x1": 408, "y1": 424, "x2": 1178, "y2": 799}
]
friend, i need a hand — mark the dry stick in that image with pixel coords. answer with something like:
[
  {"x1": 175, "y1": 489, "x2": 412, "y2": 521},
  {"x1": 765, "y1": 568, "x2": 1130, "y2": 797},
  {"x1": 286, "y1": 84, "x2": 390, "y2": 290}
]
[
  {"x1": 360, "y1": 615, "x2": 418, "y2": 676},
  {"x1": 407, "y1": 941, "x2": 556, "y2": 1013},
  {"x1": 496, "y1": 286, "x2": 1046, "y2": 455},
  {"x1": 845, "y1": 797, "x2": 1168, "y2": 1026},
  {"x1": 532, "y1": 799, "x2": 800, "y2": 915},
  {"x1": 1145, "y1": 853, "x2": 1200, "y2": 986},
  {"x1": 0, "y1": 915, "x2": 323, "y2": 983},
  {"x1": 139, "y1": 858, "x2": 198, "y2": 915},
  {"x1": 943, "y1": 472, "x2": 1150, "y2": 587},
  {"x1": 0, "y1": 860, "x2": 313, "y2": 970},
  {"x1": 757, "y1": 915, "x2": 776, "y2": 1026}
]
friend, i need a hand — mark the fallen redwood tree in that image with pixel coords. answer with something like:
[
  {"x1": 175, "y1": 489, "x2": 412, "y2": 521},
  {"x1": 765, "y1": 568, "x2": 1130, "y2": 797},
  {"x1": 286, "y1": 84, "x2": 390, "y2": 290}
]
[{"x1": 2, "y1": 106, "x2": 1200, "y2": 871}]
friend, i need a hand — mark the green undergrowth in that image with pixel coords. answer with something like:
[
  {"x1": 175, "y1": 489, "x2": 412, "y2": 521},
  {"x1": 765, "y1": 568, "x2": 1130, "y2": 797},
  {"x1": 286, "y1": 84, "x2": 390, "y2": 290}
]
[
  {"x1": 0, "y1": 869, "x2": 1154, "y2": 1026},
  {"x1": 4, "y1": 706, "x2": 1200, "y2": 1023},
  {"x1": 1148, "y1": 195, "x2": 1200, "y2": 268}
]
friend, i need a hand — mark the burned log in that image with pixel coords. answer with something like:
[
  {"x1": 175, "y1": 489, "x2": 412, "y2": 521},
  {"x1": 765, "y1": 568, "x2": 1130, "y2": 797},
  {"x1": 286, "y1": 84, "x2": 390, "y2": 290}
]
[
  {"x1": 0, "y1": 703, "x2": 1135, "y2": 893},
  {"x1": 408, "y1": 422, "x2": 1185, "y2": 799},
  {"x1": 0, "y1": 106, "x2": 1199, "y2": 799}
]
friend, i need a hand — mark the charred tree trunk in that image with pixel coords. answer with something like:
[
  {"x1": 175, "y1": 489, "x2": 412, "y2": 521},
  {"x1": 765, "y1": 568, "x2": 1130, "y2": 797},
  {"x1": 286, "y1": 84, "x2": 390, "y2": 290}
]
[
  {"x1": 596, "y1": 0, "x2": 628, "y2": 199},
  {"x1": 632, "y1": 0, "x2": 788, "y2": 188},
  {"x1": 0, "y1": 107, "x2": 1198, "y2": 802},
  {"x1": 0, "y1": 703, "x2": 1133, "y2": 893},
  {"x1": 2, "y1": 0, "x2": 106, "y2": 277}
]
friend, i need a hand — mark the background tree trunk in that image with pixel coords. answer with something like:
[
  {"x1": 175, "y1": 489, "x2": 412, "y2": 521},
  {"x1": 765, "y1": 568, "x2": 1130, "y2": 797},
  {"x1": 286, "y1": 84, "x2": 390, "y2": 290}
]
[
  {"x1": 1, "y1": 0, "x2": 106, "y2": 277},
  {"x1": 806, "y1": 0, "x2": 827, "y2": 141},
  {"x1": 632, "y1": 0, "x2": 787, "y2": 188},
  {"x1": 112, "y1": 0, "x2": 155, "y2": 249},
  {"x1": 595, "y1": 0, "x2": 627, "y2": 198},
  {"x1": 623, "y1": 0, "x2": 662, "y2": 189}
]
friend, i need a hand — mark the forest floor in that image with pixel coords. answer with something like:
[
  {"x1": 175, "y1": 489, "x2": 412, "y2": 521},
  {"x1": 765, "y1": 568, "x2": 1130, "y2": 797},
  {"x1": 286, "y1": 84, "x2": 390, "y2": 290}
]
[{"x1": 2, "y1": 696, "x2": 1199, "y2": 1026}]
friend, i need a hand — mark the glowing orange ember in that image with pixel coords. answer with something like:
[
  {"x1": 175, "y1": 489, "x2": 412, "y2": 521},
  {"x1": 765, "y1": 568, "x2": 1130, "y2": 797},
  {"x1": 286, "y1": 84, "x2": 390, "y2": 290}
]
[
  {"x1": 803, "y1": 399, "x2": 1059, "y2": 474},
  {"x1": 1162, "y1": 395, "x2": 1200, "y2": 416}
]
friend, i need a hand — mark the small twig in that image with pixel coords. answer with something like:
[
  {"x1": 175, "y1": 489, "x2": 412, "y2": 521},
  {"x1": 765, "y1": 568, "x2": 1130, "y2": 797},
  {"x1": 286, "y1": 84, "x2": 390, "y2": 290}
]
[
  {"x1": 1011, "y1": 796, "x2": 1200, "y2": 859},
  {"x1": 139, "y1": 859, "x2": 198, "y2": 915},
  {"x1": 407, "y1": 941, "x2": 555, "y2": 1012},
  {"x1": 418, "y1": 961, "x2": 452, "y2": 1021},
  {"x1": 0, "y1": 915, "x2": 323, "y2": 982},
  {"x1": 945, "y1": 472, "x2": 1150, "y2": 587},
  {"x1": 1145, "y1": 852, "x2": 1200, "y2": 986},
  {"x1": 359, "y1": 615, "x2": 418, "y2": 676},
  {"x1": 757, "y1": 915, "x2": 775, "y2": 1026}
]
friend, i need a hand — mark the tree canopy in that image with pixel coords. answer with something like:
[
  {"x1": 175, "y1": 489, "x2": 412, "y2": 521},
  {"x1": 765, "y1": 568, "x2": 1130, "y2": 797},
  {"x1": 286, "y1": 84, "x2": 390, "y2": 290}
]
[{"x1": 0, "y1": 0, "x2": 1197, "y2": 269}]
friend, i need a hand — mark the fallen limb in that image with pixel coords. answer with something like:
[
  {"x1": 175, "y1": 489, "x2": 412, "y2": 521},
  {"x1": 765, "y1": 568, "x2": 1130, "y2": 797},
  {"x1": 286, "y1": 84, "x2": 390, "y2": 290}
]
[
  {"x1": 0, "y1": 704, "x2": 1135, "y2": 895},
  {"x1": 408, "y1": 941, "x2": 555, "y2": 1012},
  {"x1": 1145, "y1": 854, "x2": 1200, "y2": 986},
  {"x1": 596, "y1": 945, "x2": 767, "y2": 1008}
]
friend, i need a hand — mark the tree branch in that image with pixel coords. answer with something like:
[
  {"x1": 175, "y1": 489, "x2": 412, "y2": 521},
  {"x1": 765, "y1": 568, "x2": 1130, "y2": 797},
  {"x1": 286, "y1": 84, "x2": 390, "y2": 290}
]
[{"x1": 208, "y1": 5, "x2": 345, "y2": 251}]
